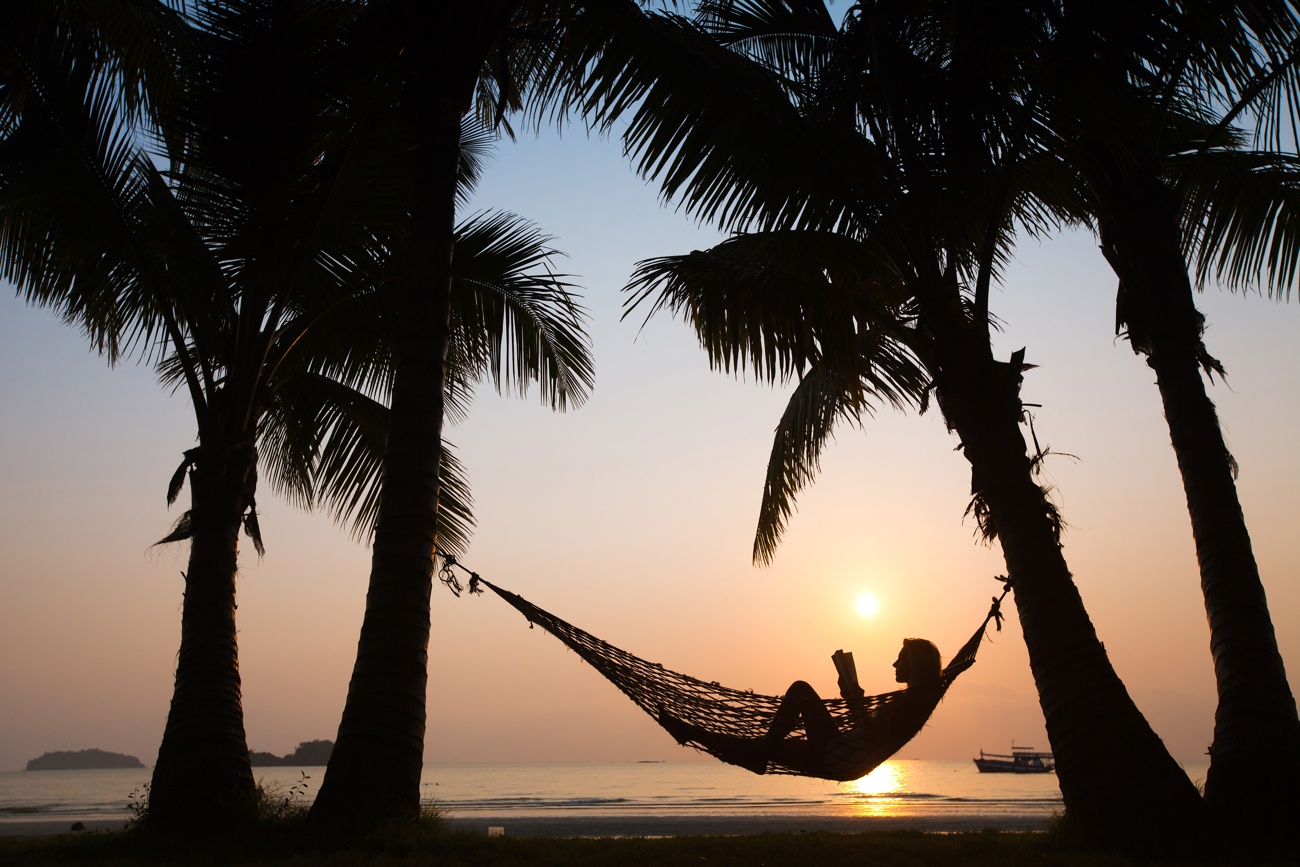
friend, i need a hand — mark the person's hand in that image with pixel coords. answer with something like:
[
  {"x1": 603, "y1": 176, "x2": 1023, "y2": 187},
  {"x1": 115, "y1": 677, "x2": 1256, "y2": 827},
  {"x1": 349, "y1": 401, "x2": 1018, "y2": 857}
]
[{"x1": 838, "y1": 678, "x2": 864, "y2": 701}]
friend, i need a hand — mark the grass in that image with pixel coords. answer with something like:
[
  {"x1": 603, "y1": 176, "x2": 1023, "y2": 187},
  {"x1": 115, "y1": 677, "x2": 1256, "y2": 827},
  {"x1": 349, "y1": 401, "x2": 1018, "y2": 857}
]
[{"x1": 0, "y1": 823, "x2": 1288, "y2": 867}]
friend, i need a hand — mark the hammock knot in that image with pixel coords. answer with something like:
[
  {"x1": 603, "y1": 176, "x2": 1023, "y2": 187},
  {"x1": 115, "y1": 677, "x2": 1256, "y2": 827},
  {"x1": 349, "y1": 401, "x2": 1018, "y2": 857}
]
[
  {"x1": 438, "y1": 554, "x2": 485, "y2": 597},
  {"x1": 438, "y1": 555, "x2": 464, "y2": 597},
  {"x1": 988, "y1": 575, "x2": 1013, "y2": 631}
]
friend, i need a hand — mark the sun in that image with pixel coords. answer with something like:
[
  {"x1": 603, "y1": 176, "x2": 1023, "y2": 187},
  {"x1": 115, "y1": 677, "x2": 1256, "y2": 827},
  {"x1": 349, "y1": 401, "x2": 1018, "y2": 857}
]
[{"x1": 854, "y1": 592, "x2": 881, "y2": 619}]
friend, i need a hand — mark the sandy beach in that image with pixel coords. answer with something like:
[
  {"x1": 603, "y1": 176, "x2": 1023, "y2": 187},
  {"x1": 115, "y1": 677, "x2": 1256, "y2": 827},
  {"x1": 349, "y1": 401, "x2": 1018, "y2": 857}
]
[
  {"x1": 0, "y1": 812, "x2": 1051, "y2": 839},
  {"x1": 0, "y1": 819, "x2": 131, "y2": 838},
  {"x1": 440, "y1": 813, "x2": 1053, "y2": 837}
]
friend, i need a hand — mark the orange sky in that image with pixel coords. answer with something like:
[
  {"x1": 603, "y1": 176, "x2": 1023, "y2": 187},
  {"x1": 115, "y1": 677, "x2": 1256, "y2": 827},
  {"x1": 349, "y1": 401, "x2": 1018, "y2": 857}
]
[{"x1": 1, "y1": 127, "x2": 1297, "y2": 772}]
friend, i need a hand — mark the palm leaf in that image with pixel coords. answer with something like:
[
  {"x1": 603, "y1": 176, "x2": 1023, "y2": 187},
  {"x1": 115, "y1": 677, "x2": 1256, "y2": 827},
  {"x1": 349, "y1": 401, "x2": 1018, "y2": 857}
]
[
  {"x1": 627, "y1": 229, "x2": 923, "y2": 401},
  {"x1": 753, "y1": 354, "x2": 909, "y2": 566},
  {"x1": 262, "y1": 370, "x2": 476, "y2": 554},
  {"x1": 1175, "y1": 147, "x2": 1300, "y2": 297},
  {"x1": 451, "y1": 210, "x2": 594, "y2": 412},
  {"x1": 624, "y1": 227, "x2": 930, "y2": 565},
  {"x1": 554, "y1": 2, "x2": 879, "y2": 236}
]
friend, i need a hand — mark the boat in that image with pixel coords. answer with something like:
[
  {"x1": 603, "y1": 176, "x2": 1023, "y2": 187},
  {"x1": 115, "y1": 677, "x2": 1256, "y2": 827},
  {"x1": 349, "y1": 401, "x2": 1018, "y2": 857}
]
[{"x1": 973, "y1": 745, "x2": 1055, "y2": 773}]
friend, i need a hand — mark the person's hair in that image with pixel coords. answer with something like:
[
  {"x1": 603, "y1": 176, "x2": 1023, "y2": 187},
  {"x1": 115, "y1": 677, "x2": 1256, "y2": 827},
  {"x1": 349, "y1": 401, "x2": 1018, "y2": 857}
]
[{"x1": 902, "y1": 638, "x2": 942, "y2": 684}]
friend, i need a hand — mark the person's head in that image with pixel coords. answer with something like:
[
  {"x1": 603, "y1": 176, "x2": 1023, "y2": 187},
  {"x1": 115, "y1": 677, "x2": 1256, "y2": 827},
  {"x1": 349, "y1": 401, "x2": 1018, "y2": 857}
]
[{"x1": 893, "y1": 638, "x2": 941, "y2": 686}]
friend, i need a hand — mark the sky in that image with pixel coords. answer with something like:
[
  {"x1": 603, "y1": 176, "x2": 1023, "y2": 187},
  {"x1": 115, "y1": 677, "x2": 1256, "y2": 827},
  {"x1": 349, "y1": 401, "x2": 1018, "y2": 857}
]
[{"x1": 1, "y1": 121, "x2": 1297, "y2": 774}]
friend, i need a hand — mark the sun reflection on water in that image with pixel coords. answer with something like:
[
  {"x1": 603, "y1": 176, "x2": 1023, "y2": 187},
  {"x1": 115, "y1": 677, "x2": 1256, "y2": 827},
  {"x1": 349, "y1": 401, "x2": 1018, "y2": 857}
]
[{"x1": 841, "y1": 761, "x2": 914, "y2": 817}]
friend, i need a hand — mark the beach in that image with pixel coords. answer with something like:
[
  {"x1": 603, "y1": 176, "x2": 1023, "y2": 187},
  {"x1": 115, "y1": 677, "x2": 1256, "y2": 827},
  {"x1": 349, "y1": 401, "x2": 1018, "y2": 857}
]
[
  {"x1": 441, "y1": 811, "x2": 1053, "y2": 837},
  {"x1": 0, "y1": 818, "x2": 130, "y2": 838},
  {"x1": 0, "y1": 759, "x2": 1086, "y2": 839},
  {"x1": 0, "y1": 812, "x2": 1053, "y2": 839}
]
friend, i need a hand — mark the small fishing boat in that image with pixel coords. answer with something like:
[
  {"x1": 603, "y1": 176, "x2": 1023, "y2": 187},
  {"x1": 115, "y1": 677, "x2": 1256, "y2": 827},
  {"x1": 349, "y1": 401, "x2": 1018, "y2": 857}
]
[{"x1": 973, "y1": 745, "x2": 1055, "y2": 773}]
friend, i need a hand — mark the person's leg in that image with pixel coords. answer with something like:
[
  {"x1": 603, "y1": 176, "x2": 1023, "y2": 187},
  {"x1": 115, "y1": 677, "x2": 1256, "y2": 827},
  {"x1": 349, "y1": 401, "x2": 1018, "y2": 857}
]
[
  {"x1": 658, "y1": 708, "x2": 713, "y2": 746},
  {"x1": 766, "y1": 681, "x2": 837, "y2": 745}
]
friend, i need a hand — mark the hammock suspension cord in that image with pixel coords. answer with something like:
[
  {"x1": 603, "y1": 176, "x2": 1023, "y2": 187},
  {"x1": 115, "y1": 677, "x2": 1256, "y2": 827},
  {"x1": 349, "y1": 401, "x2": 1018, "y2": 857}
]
[{"x1": 441, "y1": 555, "x2": 1011, "y2": 781}]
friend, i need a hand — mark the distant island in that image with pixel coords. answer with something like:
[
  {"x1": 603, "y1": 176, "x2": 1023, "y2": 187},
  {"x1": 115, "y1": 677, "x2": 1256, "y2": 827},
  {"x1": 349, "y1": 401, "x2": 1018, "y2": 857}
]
[
  {"x1": 249, "y1": 740, "x2": 334, "y2": 767},
  {"x1": 25, "y1": 749, "x2": 145, "y2": 771},
  {"x1": 24, "y1": 742, "x2": 334, "y2": 770}
]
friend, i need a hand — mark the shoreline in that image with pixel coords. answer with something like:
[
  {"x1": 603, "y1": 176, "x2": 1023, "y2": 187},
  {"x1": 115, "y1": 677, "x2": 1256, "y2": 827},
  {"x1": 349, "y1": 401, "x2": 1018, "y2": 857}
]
[
  {"x1": 0, "y1": 812, "x2": 1052, "y2": 839},
  {"x1": 442, "y1": 813, "x2": 1054, "y2": 837},
  {"x1": 0, "y1": 819, "x2": 130, "y2": 838}
]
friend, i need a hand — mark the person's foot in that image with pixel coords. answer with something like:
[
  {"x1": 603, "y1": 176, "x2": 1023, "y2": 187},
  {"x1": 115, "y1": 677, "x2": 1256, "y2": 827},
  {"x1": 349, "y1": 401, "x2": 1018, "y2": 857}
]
[{"x1": 657, "y1": 706, "x2": 704, "y2": 745}]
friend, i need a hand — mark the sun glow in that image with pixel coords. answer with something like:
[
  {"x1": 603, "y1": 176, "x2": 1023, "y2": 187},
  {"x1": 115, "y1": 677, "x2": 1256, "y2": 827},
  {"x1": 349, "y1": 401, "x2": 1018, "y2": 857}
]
[
  {"x1": 842, "y1": 761, "x2": 911, "y2": 818},
  {"x1": 854, "y1": 592, "x2": 881, "y2": 618}
]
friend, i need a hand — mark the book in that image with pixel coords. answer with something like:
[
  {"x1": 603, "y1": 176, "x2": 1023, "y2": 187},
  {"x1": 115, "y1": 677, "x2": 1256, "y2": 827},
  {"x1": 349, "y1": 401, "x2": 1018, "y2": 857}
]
[{"x1": 831, "y1": 649, "x2": 859, "y2": 691}]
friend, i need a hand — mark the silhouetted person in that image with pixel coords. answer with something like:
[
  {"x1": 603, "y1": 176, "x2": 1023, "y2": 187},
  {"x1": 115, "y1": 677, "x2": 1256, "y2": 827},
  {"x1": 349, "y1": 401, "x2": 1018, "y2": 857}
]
[{"x1": 660, "y1": 638, "x2": 942, "y2": 780}]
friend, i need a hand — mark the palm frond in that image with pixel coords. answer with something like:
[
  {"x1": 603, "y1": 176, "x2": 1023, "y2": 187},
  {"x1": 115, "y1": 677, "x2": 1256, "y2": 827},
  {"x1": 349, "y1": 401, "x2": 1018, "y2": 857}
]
[
  {"x1": 260, "y1": 370, "x2": 387, "y2": 541},
  {"x1": 457, "y1": 117, "x2": 497, "y2": 205},
  {"x1": 625, "y1": 225, "x2": 927, "y2": 568},
  {"x1": 0, "y1": 57, "x2": 215, "y2": 395},
  {"x1": 1157, "y1": 1, "x2": 1300, "y2": 154},
  {"x1": 554, "y1": 2, "x2": 876, "y2": 236},
  {"x1": 0, "y1": 0, "x2": 187, "y2": 136},
  {"x1": 753, "y1": 362, "x2": 873, "y2": 566},
  {"x1": 450, "y1": 209, "x2": 594, "y2": 411},
  {"x1": 262, "y1": 370, "x2": 476, "y2": 554},
  {"x1": 432, "y1": 444, "x2": 477, "y2": 559},
  {"x1": 156, "y1": 509, "x2": 194, "y2": 546},
  {"x1": 1175, "y1": 147, "x2": 1300, "y2": 297},
  {"x1": 166, "y1": 447, "x2": 201, "y2": 505},
  {"x1": 696, "y1": 0, "x2": 840, "y2": 84},
  {"x1": 626, "y1": 229, "x2": 922, "y2": 399}
]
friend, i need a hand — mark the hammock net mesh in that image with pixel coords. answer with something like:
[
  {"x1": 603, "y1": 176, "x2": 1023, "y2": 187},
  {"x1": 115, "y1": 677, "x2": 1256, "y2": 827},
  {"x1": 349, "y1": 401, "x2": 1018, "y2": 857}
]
[{"x1": 471, "y1": 576, "x2": 1003, "y2": 781}]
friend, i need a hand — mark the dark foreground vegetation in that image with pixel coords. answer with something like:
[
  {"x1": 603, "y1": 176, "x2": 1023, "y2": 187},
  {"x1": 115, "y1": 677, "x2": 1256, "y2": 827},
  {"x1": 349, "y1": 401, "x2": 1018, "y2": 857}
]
[{"x1": 4, "y1": 825, "x2": 1293, "y2": 867}]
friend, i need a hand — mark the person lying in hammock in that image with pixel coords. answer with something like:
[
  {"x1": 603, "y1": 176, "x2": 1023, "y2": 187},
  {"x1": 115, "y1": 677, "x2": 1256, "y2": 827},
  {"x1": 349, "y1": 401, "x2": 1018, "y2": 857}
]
[{"x1": 659, "y1": 638, "x2": 943, "y2": 781}]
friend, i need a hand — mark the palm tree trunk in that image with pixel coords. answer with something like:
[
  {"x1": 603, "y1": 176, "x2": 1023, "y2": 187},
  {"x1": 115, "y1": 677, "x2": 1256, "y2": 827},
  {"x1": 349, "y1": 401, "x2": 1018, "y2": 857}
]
[
  {"x1": 309, "y1": 2, "x2": 523, "y2": 834},
  {"x1": 1150, "y1": 343, "x2": 1300, "y2": 841},
  {"x1": 1099, "y1": 185, "x2": 1300, "y2": 846},
  {"x1": 310, "y1": 51, "x2": 460, "y2": 838},
  {"x1": 148, "y1": 440, "x2": 258, "y2": 832},
  {"x1": 916, "y1": 274, "x2": 1206, "y2": 853},
  {"x1": 308, "y1": 127, "x2": 455, "y2": 831}
]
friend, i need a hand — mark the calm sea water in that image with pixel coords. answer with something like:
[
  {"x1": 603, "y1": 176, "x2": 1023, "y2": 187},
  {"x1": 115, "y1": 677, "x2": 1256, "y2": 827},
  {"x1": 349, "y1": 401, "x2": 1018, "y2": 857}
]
[{"x1": 0, "y1": 760, "x2": 1210, "y2": 832}]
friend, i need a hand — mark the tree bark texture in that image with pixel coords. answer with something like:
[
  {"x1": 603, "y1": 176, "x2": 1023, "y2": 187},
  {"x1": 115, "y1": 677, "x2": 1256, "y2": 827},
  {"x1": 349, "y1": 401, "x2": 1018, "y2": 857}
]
[
  {"x1": 1099, "y1": 183, "x2": 1300, "y2": 847},
  {"x1": 308, "y1": 130, "x2": 456, "y2": 830},
  {"x1": 309, "y1": 2, "x2": 521, "y2": 830},
  {"x1": 915, "y1": 274, "x2": 1206, "y2": 853},
  {"x1": 148, "y1": 438, "x2": 258, "y2": 832}
]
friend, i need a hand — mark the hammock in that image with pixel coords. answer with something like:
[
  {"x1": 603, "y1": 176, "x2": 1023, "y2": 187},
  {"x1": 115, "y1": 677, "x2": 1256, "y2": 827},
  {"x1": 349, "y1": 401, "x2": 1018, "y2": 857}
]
[{"x1": 446, "y1": 559, "x2": 1009, "y2": 782}]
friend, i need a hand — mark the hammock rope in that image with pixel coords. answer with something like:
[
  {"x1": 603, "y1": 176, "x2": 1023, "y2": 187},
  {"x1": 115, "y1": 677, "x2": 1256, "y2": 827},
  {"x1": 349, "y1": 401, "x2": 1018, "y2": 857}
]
[{"x1": 444, "y1": 556, "x2": 1010, "y2": 781}]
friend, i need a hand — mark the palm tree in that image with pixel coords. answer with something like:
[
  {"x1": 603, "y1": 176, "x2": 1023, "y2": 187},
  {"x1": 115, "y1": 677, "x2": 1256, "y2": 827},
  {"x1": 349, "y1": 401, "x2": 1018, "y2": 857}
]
[
  {"x1": 1, "y1": 0, "x2": 282, "y2": 829},
  {"x1": 0, "y1": 0, "x2": 185, "y2": 133},
  {"x1": 1037, "y1": 3, "x2": 1300, "y2": 843},
  {"x1": 307, "y1": 0, "x2": 526, "y2": 830},
  {"x1": 597, "y1": 0, "x2": 1207, "y2": 850},
  {"x1": 3, "y1": 0, "x2": 591, "y2": 831},
  {"x1": 273, "y1": 203, "x2": 593, "y2": 560},
  {"x1": 307, "y1": 0, "x2": 614, "y2": 830}
]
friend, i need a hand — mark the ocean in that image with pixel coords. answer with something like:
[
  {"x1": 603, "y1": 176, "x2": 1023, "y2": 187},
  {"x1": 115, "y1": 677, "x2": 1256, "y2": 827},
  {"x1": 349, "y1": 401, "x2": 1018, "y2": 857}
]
[{"x1": 0, "y1": 759, "x2": 1210, "y2": 837}]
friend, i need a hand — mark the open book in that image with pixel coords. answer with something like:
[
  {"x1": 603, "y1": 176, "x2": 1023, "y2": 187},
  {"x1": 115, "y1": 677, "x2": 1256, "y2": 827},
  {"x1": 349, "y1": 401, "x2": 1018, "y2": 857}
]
[{"x1": 831, "y1": 649, "x2": 860, "y2": 692}]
